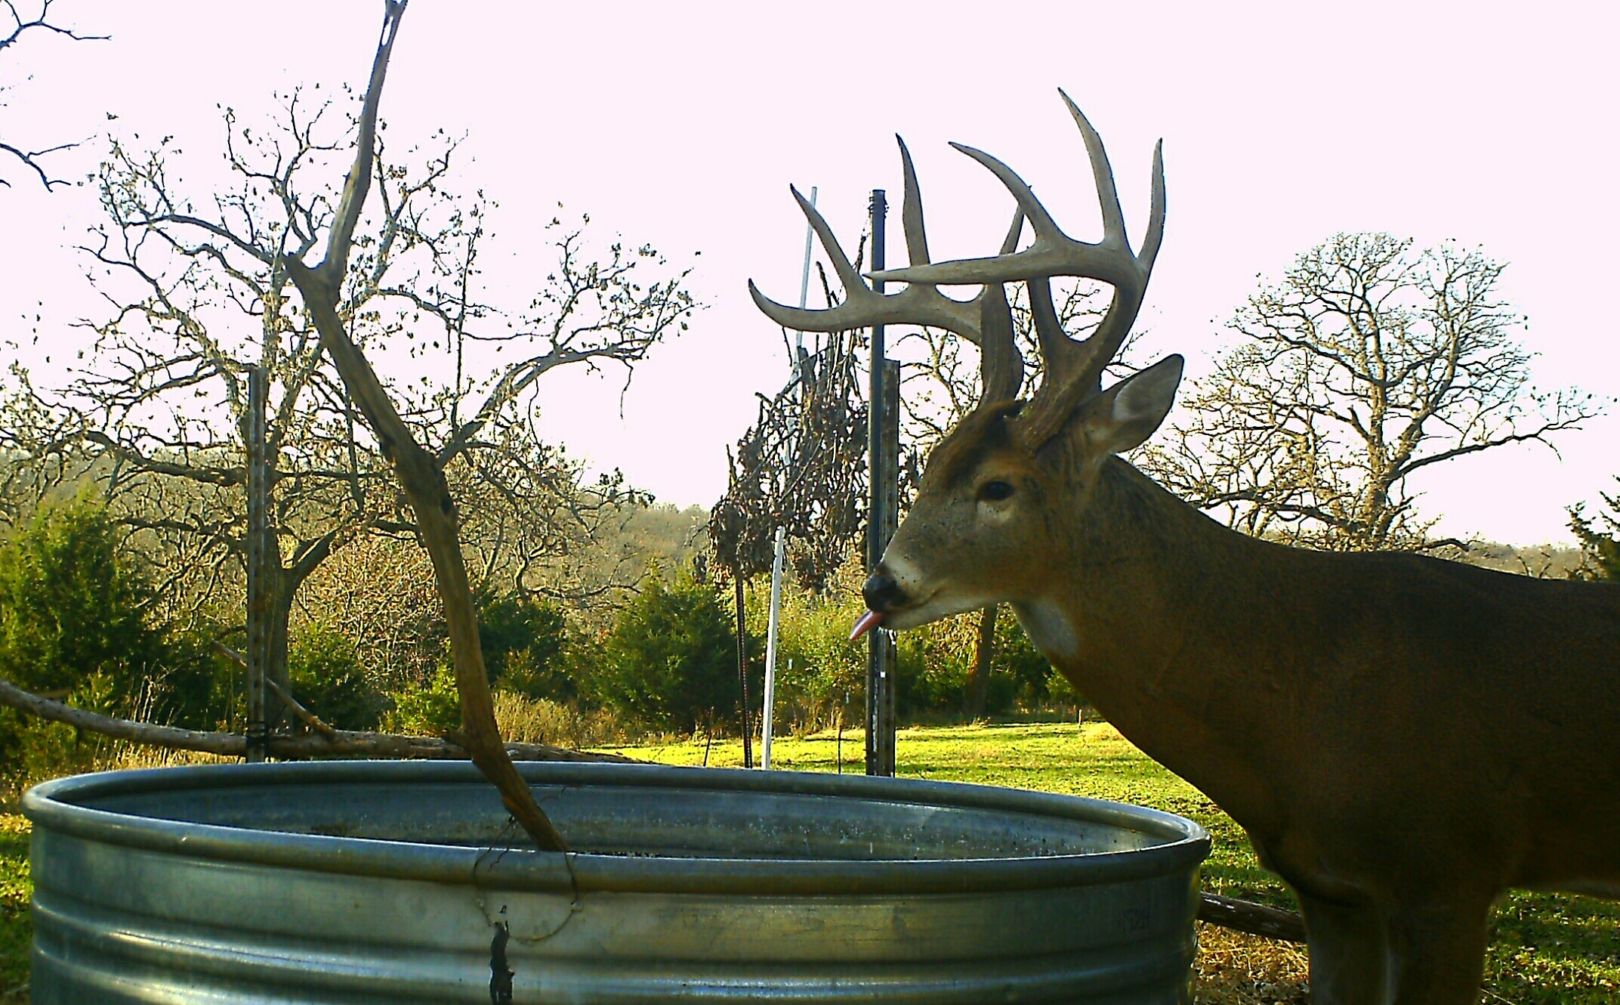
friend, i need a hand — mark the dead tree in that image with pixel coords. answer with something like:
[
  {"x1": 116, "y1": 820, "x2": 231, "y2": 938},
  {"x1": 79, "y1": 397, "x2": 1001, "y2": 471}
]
[{"x1": 709, "y1": 324, "x2": 867, "y2": 764}]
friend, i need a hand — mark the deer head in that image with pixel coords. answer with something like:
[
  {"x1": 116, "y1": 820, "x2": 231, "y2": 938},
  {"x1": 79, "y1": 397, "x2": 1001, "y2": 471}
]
[{"x1": 751, "y1": 91, "x2": 1178, "y2": 639}]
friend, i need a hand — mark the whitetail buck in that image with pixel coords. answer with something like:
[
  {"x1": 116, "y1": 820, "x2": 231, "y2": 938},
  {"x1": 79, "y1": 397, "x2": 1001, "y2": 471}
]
[{"x1": 750, "y1": 92, "x2": 1620, "y2": 1004}]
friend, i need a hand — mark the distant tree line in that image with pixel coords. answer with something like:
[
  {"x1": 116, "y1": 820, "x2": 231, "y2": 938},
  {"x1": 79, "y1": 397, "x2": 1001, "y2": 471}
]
[{"x1": 0, "y1": 493, "x2": 1074, "y2": 792}]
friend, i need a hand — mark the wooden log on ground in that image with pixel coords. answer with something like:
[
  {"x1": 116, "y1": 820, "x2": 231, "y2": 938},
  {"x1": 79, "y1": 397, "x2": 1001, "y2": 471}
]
[
  {"x1": 1199, "y1": 891, "x2": 1307, "y2": 943},
  {"x1": 0, "y1": 677, "x2": 637, "y2": 764}
]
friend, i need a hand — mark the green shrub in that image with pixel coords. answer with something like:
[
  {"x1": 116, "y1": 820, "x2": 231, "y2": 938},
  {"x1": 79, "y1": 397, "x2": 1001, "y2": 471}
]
[
  {"x1": 383, "y1": 662, "x2": 462, "y2": 736},
  {"x1": 992, "y1": 609, "x2": 1059, "y2": 710},
  {"x1": 288, "y1": 624, "x2": 385, "y2": 730},
  {"x1": 750, "y1": 588, "x2": 863, "y2": 730},
  {"x1": 894, "y1": 619, "x2": 972, "y2": 717},
  {"x1": 0, "y1": 497, "x2": 164, "y2": 697},
  {"x1": 0, "y1": 497, "x2": 170, "y2": 782},
  {"x1": 479, "y1": 592, "x2": 575, "y2": 702},
  {"x1": 588, "y1": 572, "x2": 748, "y2": 734},
  {"x1": 145, "y1": 625, "x2": 237, "y2": 730}
]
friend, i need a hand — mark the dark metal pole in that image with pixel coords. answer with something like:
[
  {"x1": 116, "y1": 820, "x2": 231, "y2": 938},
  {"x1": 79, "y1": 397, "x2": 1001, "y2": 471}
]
[
  {"x1": 876, "y1": 357, "x2": 899, "y2": 776},
  {"x1": 734, "y1": 576, "x2": 753, "y2": 769},
  {"x1": 245, "y1": 366, "x2": 268, "y2": 763},
  {"x1": 866, "y1": 189, "x2": 898, "y2": 777}
]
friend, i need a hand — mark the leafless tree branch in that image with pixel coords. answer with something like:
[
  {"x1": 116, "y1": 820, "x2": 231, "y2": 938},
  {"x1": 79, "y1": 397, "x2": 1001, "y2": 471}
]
[
  {"x1": 282, "y1": 0, "x2": 572, "y2": 851},
  {"x1": 0, "y1": 0, "x2": 107, "y2": 189}
]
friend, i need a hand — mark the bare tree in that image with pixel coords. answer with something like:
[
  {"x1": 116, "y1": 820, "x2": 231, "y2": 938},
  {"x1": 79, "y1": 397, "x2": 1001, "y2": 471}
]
[
  {"x1": 1140, "y1": 232, "x2": 1600, "y2": 551},
  {"x1": 4, "y1": 70, "x2": 692, "y2": 711},
  {"x1": 0, "y1": 0, "x2": 104, "y2": 190}
]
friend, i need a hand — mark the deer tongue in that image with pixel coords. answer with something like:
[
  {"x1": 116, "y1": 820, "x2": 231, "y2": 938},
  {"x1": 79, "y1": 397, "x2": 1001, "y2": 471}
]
[{"x1": 849, "y1": 609, "x2": 885, "y2": 641}]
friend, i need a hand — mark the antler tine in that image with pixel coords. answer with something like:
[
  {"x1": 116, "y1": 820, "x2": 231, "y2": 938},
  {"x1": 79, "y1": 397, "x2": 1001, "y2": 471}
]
[
  {"x1": 1027, "y1": 276, "x2": 1072, "y2": 380},
  {"x1": 978, "y1": 282, "x2": 1022, "y2": 403},
  {"x1": 866, "y1": 92, "x2": 1166, "y2": 447},
  {"x1": 897, "y1": 136, "x2": 932, "y2": 272},
  {"x1": 747, "y1": 184, "x2": 895, "y2": 334},
  {"x1": 1139, "y1": 138, "x2": 1167, "y2": 268},
  {"x1": 749, "y1": 140, "x2": 1013, "y2": 344},
  {"x1": 978, "y1": 206, "x2": 1027, "y2": 402},
  {"x1": 1059, "y1": 90, "x2": 1127, "y2": 251},
  {"x1": 1041, "y1": 97, "x2": 1167, "y2": 400}
]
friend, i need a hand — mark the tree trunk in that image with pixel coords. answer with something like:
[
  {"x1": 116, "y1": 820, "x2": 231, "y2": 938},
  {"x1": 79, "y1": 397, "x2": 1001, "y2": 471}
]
[
  {"x1": 266, "y1": 567, "x2": 294, "y2": 730},
  {"x1": 964, "y1": 605, "x2": 997, "y2": 719}
]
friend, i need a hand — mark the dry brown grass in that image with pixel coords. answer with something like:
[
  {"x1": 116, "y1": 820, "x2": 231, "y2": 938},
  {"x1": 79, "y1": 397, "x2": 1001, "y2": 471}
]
[{"x1": 1194, "y1": 923, "x2": 1311, "y2": 1003}]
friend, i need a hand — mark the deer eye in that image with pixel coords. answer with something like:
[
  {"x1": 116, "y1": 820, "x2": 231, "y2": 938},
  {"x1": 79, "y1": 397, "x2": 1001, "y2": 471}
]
[{"x1": 978, "y1": 480, "x2": 1015, "y2": 502}]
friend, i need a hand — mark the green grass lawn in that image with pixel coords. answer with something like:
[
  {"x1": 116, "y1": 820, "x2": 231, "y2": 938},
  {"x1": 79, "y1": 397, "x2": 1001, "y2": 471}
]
[{"x1": 2, "y1": 722, "x2": 1616, "y2": 1003}]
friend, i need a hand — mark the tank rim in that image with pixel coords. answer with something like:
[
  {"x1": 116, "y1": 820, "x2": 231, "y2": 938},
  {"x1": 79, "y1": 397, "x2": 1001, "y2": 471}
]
[{"x1": 23, "y1": 759, "x2": 1210, "y2": 895}]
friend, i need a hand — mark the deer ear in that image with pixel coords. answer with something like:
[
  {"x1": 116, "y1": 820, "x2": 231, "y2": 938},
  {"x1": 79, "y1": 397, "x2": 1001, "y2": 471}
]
[{"x1": 1076, "y1": 354, "x2": 1183, "y2": 456}]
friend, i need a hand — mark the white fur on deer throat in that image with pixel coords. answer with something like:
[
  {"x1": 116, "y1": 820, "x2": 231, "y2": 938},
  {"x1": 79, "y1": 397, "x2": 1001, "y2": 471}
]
[{"x1": 1012, "y1": 599, "x2": 1080, "y2": 663}]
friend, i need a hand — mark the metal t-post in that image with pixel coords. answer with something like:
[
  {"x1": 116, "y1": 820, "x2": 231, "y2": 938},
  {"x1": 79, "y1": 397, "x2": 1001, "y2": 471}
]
[
  {"x1": 734, "y1": 576, "x2": 752, "y2": 769},
  {"x1": 866, "y1": 189, "x2": 898, "y2": 777}
]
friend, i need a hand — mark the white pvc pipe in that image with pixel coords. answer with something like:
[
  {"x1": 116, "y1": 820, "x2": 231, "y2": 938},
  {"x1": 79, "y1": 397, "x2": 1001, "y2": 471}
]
[{"x1": 759, "y1": 187, "x2": 818, "y2": 770}]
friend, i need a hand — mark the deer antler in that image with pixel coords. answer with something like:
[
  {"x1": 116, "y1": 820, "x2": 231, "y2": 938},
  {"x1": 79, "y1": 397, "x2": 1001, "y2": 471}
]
[
  {"x1": 869, "y1": 90, "x2": 1166, "y2": 449},
  {"x1": 749, "y1": 138, "x2": 1027, "y2": 403}
]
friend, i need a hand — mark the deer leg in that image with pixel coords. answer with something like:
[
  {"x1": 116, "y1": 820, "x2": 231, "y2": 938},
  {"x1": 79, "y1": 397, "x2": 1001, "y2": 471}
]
[
  {"x1": 1383, "y1": 896, "x2": 1492, "y2": 1005},
  {"x1": 1295, "y1": 890, "x2": 1388, "y2": 1005}
]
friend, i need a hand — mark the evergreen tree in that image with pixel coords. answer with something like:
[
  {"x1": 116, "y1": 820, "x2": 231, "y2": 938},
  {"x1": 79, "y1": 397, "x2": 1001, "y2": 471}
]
[{"x1": 590, "y1": 572, "x2": 742, "y2": 734}]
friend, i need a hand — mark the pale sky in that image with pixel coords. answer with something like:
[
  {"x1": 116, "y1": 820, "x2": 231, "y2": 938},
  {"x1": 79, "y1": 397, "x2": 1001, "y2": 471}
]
[{"x1": 3, "y1": 1, "x2": 1616, "y2": 545}]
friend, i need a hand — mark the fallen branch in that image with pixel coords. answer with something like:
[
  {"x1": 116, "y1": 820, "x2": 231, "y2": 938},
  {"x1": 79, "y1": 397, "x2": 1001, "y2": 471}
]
[
  {"x1": 1198, "y1": 891, "x2": 1307, "y2": 943},
  {"x1": 0, "y1": 677, "x2": 638, "y2": 764},
  {"x1": 264, "y1": 678, "x2": 339, "y2": 740}
]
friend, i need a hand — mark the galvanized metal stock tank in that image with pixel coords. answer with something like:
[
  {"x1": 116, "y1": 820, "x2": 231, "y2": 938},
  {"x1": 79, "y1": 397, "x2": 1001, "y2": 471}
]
[{"x1": 25, "y1": 760, "x2": 1209, "y2": 1003}]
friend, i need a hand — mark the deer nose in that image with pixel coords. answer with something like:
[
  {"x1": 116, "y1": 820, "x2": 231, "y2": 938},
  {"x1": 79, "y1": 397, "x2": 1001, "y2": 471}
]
[{"x1": 863, "y1": 571, "x2": 908, "y2": 613}]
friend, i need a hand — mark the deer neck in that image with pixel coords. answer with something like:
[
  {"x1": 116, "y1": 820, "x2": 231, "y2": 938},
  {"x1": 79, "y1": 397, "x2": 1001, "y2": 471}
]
[{"x1": 1010, "y1": 456, "x2": 1285, "y2": 822}]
